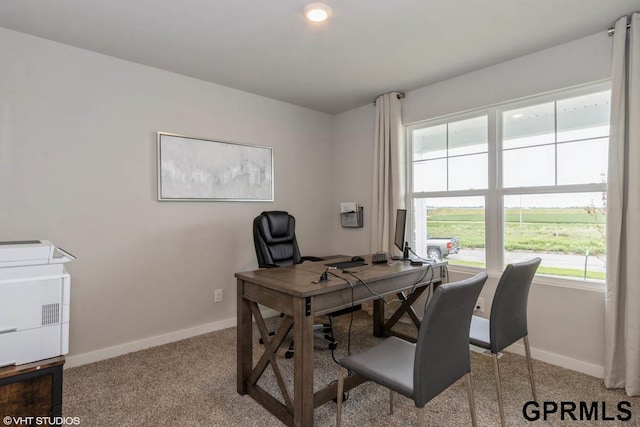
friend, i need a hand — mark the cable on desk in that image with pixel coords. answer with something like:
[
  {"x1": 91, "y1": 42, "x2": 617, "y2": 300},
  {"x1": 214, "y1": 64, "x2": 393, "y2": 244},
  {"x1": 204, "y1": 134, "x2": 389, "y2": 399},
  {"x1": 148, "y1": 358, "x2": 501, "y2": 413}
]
[
  {"x1": 342, "y1": 270, "x2": 389, "y2": 303},
  {"x1": 325, "y1": 263, "x2": 440, "y2": 362},
  {"x1": 322, "y1": 273, "x2": 354, "y2": 402},
  {"x1": 409, "y1": 247, "x2": 431, "y2": 262},
  {"x1": 406, "y1": 247, "x2": 448, "y2": 284},
  {"x1": 405, "y1": 248, "x2": 451, "y2": 307},
  {"x1": 327, "y1": 315, "x2": 339, "y2": 364},
  {"x1": 344, "y1": 262, "x2": 434, "y2": 307},
  {"x1": 326, "y1": 271, "x2": 355, "y2": 361},
  {"x1": 400, "y1": 263, "x2": 432, "y2": 299}
]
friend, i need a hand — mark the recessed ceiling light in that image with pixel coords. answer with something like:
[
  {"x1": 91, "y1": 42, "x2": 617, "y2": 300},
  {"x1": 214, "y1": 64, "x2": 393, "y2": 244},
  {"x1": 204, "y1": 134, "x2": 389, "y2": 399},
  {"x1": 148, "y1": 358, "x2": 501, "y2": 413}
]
[{"x1": 303, "y1": 3, "x2": 332, "y2": 22}]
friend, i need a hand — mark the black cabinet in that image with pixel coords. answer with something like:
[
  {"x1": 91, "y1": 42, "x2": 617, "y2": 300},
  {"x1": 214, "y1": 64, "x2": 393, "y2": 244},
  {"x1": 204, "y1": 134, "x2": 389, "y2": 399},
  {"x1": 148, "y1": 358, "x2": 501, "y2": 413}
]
[{"x1": 0, "y1": 357, "x2": 64, "y2": 426}]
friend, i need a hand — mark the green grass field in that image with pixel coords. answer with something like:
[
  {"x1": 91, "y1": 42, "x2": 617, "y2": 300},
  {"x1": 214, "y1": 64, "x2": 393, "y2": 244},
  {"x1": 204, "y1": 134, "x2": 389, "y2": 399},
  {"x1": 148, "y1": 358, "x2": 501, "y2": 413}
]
[
  {"x1": 426, "y1": 207, "x2": 606, "y2": 256},
  {"x1": 425, "y1": 207, "x2": 606, "y2": 280}
]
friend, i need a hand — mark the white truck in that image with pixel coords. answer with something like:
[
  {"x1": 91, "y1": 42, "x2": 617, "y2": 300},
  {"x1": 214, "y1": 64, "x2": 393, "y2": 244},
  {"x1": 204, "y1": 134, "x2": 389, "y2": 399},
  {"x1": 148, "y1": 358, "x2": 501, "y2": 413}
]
[{"x1": 425, "y1": 236, "x2": 459, "y2": 259}]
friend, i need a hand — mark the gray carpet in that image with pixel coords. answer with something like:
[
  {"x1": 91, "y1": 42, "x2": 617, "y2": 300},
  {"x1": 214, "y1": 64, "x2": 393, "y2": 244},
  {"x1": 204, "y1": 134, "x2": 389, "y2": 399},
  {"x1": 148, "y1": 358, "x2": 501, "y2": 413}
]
[{"x1": 63, "y1": 311, "x2": 640, "y2": 426}]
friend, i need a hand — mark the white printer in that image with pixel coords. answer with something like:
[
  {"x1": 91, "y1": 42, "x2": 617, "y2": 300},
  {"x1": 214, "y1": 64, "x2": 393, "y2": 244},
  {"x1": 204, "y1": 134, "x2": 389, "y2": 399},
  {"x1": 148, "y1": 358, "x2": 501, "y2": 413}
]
[{"x1": 0, "y1": 240, "x2": 75, "y2": 367}]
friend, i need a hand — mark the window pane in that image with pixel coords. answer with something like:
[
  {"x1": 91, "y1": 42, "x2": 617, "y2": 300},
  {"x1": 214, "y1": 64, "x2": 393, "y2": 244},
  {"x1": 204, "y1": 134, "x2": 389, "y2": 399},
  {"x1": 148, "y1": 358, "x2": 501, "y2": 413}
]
[
  {"x1": 411, "y1": 85, "x2": 610, "y2": 287},
  {"x1": 557, "y1": 138, "x2": 608, "y2": 185},
  {"x1": 504, "y1": 193, "x2": 606, "y2": 281},
  {"x1": 557, "y1": 91, "x2": 611, "y2": 142},
  {"x1": 448, "y1": 116, "x2": 488, "y2": 156},
  {"x1": 503, "y1": 145, "x2": 555, "y2": 188},
  {"x1": 413, "y1": 196, "x2": 485, "y2": 267},
  {"x1": 503, "y1": 102, "x2": 555, "y2": 149},
  {"x1": 413, "y1": 124, "x2": 446, "y2": 161},
  {"x1": 448, "y1": 154, "x2": 488, "y2": 190},
  {"x1": 413, "y1": 159, "x2": 447, "y2": 192}
]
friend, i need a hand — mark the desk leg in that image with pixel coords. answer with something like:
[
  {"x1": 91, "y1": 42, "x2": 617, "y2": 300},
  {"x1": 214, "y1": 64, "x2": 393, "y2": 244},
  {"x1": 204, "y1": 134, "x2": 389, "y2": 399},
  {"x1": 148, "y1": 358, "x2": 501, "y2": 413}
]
[
  {"x1": 293, "y1": 296, "x2": 314, "y2": 427},
  {"x1": 372, "y1": 299, "x2": 385, "y2": 337},
  {"x1": 237, "y1": 279, "x2": 252, "y2": 395}
]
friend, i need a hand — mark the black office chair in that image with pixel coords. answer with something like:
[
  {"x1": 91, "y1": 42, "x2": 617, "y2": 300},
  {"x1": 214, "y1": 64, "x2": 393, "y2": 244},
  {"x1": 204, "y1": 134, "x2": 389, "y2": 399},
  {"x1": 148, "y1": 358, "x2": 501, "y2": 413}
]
[
  {"x1": 253, "y1": 211, "x2": 336, "y2": 357},
  {"x1": 253, "y1": 210, "x2": 323, "y2": 268},
  {"x1": 336, "y1": 272, "x2": 488, "y2": 427},
  {"x1": 469, "y1": 257, "x2": 541, "y2": 427}
]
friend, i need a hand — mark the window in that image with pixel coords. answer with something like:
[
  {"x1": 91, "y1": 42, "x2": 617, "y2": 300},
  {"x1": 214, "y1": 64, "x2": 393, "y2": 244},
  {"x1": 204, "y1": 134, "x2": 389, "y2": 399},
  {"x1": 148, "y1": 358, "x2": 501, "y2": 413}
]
[
  {"x1": 411, "y1": 114, "x2": 488, "y2": 267},
  {"x1": 407, "y1": 83, "x2": 610, "y2": 283},
  {"x1": 412, "y1": 116, "x2": 488, "y2": 192}
]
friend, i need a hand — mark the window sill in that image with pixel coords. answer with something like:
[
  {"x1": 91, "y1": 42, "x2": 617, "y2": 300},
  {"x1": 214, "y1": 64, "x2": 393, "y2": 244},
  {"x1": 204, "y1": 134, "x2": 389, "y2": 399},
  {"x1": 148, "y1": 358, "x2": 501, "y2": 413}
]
[{"x1": 446, "y1": 264, "x2": 605, "y2": 293}]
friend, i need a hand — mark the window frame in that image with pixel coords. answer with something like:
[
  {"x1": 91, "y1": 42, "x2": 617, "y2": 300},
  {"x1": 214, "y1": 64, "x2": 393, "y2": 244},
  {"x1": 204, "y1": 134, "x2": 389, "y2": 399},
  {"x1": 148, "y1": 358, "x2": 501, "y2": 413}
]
[{"x1": 406, "y1": 80, "x2": 611, "y2": 288}]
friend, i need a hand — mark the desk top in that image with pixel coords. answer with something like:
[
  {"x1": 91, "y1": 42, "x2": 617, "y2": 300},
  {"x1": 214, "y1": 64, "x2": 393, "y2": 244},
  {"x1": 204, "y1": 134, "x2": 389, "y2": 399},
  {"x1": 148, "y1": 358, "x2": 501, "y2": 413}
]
[{"x1": 235, "y1": 255, "x2": 445, "y2": 298}]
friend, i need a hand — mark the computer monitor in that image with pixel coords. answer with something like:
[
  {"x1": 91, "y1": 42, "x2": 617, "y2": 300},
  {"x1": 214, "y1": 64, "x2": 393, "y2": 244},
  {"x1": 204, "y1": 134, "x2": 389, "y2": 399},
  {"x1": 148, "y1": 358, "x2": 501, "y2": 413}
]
[{"x1": 394, "y1": 209, "x2": 410, "y2": 259}]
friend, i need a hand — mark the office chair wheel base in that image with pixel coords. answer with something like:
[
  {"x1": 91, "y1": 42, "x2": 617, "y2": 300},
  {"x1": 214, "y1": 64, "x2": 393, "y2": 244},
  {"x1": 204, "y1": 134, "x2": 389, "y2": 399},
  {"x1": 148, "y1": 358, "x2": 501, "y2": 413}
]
[
  {"x1": 333, "y1": 392, "x2": 348, "y2": 403},
  {"x1": 328, "y1": 342, "x2": 337, "y2": 351},
  {"x1": 259, "y1": 330, "x2": 276, "y2": 344},
  {"x1": 285, "y1": 350, "x2": 294, "y2": 359}
]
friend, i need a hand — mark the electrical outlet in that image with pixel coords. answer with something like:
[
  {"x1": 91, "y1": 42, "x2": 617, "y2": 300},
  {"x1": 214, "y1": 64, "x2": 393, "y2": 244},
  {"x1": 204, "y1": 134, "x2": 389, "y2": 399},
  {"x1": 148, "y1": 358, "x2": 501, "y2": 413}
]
[
  {"x1": 475, "y1": 297, "x2": 484, "y2": 313},
  {"x1": 214, "y1": 289, "x2": 223, "y2": 303}
]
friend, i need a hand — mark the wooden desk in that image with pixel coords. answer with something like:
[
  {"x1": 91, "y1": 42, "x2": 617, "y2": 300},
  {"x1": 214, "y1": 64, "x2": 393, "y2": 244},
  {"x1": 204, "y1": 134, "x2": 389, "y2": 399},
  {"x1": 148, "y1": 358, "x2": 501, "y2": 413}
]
[{"x1": 235, "y1": 255, "x2": 445, "y2": 426}]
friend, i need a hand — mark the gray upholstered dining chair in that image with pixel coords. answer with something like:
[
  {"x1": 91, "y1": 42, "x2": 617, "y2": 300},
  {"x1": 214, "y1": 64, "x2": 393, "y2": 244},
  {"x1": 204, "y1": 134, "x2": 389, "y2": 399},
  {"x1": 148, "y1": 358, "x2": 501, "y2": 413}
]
[
  {"x1": 336, "y1": 272, "x2": 488, "y2": 427},
  {"x1": 469, "y1": 257, "x2": 541, "y2": 427}
]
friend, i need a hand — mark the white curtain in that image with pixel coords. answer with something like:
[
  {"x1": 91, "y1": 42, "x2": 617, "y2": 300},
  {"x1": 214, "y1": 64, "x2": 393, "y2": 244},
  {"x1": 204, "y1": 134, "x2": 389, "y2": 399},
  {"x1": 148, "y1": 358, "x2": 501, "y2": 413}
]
[
  {"x1": 371, "y1": 92, "x2": 405, "y2": 254},
  {"x1": 605, "y1": 12, "x2": 640, "y2": 396}
]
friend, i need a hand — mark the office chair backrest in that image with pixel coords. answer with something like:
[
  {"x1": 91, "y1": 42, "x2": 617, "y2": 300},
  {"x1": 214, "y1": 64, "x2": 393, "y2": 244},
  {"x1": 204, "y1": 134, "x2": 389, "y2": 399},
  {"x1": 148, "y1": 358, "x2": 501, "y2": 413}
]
[
  {"x1": 489, "y1": 257, "x2": 541, "y2": 353},
  {"x1": 253, "y1": 211, "x2": 302, "y2": 267},
  {"x1": 413, "y1": 272, "x2": 488, "y2": 407}
]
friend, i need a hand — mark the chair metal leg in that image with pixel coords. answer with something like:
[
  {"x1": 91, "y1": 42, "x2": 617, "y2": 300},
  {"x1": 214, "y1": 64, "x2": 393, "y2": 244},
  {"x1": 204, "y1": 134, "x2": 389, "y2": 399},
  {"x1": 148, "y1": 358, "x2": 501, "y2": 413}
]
[
  {"x1": 492, "y1": 353, "x2": 506, "y2": 427},
  {"x1": 415, "y1": 406, "x2": 424, "y2": 427},
  {"x1": 464, "y1": 373, "x2": 478, "y2": 427},
  {"x1": 524, "y1": 335, "x2": 537, "y2": 400},
  {"x1": 389, "y1": 390, "x2": 394, "y2": 415},
  {"x1": 336, "y1": 366, "x2": 345, "y2": 427}
]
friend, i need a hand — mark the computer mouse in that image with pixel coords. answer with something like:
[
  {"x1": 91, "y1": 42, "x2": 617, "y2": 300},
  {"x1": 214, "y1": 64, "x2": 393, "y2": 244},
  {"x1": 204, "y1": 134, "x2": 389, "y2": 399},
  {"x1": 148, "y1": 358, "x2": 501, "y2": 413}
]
[{"x1": 351, "y1": 256, "x2": 365, "y2": 262}]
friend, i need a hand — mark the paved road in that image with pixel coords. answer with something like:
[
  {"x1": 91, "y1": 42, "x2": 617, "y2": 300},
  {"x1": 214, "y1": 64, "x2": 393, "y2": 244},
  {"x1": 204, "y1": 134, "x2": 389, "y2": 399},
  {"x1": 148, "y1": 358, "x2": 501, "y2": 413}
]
[{"x1": 447, "y1": 248, "x2": 606, "y2": 272}]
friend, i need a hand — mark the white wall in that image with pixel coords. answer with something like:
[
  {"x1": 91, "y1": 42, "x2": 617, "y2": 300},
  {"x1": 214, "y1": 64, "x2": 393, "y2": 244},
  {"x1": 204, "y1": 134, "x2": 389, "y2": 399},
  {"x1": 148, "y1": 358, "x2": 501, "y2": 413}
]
[
  {"x1": 0, "y1": 26, "x2": 614, "y2": 375},
  {"x1": 0, "y1": 28, "x2": 335, "y2": 365},
  {"x1": 402, "y1": 32, "x2": 613, "y2": 125},
  {"x1": 330, "y1": 104, "x2": 375, "y2": 256},
  {"x1": 331, "y1": 32, "x2": 613, "y2": 377}
]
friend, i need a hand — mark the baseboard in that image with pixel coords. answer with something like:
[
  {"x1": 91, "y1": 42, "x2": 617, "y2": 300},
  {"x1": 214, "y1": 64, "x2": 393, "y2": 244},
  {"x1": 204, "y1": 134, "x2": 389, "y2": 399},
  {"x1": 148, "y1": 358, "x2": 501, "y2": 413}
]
[
  {"x1": 505, "y1": 342, "x2": 604, "y2": 379},
  {"x1": 393, "y1": 313, "x2": 603, "y2": 378},
  {"x1": 64, "y1": 317, "x2": 235, "y2": 368},
  {"x1": 65, "y1": 307, "x2": 282, "y2": 368},
  {"x1": 66, "y1": 309, "x2": 604, "y2": 379}
]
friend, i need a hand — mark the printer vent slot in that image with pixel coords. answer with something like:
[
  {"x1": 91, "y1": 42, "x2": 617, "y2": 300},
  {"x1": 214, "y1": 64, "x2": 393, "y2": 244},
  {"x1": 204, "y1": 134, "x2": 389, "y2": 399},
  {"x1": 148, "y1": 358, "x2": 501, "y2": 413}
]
[{"x1": 42, "y1": 303, "x2": 60, "y2": 326}]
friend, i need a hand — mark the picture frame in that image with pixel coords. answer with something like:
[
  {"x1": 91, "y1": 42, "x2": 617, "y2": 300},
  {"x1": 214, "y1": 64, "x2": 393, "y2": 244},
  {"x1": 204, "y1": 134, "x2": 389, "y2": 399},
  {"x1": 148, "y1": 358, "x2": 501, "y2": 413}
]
[{"x1": 157, "y1": 132, "x2": 274, "y2": 201}]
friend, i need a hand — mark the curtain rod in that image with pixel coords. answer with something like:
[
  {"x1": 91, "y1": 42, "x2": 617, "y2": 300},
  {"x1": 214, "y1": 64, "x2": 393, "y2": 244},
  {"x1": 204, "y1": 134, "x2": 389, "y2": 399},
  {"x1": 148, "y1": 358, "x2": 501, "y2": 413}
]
[
  {"x1": 608, "y1": 23, "x2": 631, "y2": 36},
  {"x1": 373, "y1": 92, "x2": 405, "y2": 105}
]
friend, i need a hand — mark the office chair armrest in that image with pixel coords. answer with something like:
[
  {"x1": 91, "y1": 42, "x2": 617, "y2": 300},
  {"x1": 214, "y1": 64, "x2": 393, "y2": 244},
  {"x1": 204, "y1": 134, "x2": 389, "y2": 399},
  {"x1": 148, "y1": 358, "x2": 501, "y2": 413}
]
[{"x1": 301, "y1": 256, "x2": 324, "y2": 263}]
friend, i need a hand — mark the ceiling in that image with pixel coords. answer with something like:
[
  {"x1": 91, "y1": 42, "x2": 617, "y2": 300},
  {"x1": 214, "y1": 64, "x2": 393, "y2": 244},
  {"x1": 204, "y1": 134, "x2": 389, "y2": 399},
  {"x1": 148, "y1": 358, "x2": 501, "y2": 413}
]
[{"x1": 0, "y1": 1, "x2": 638, "y2": 114}]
